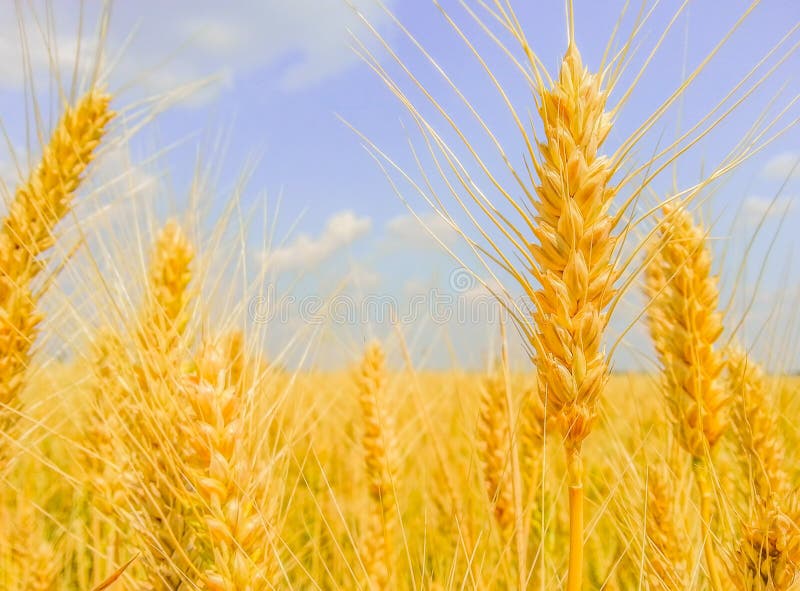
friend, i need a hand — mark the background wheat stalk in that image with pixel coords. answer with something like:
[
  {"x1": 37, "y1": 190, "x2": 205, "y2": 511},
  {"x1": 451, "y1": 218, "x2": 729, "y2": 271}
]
[
  {"x1": 355, "y1": 342, "x2": 398, "y2": 591},
  {"x1": 116, "y1": 220, "x2": 197, "y2": 589},
  {"x1": 477, "y1": 368, "x2": 514, "y2": 535},
  {"x1": 726, "y1": 347, "x2": 799, "y2": 590},
  {"x1": 645, "y1": 461, "x2": 690, "y2": 591},
  {"x1": 645, "y1": 204, "x2": 728, "y2": 591}
]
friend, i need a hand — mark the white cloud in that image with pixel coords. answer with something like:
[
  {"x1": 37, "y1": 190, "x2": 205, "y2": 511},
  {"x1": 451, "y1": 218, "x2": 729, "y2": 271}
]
[
  {"x1": 461, "y1": 277, "x2": 506, "y2": 304},
  {"x1": 403, "y1": 278, "x2": 431, "y2": 295},
  {"x1": 267, "y1": 210, "x2": 371, "y2": 272},
  {"x1": 386, "y1": 212, "x2": 459, "y2": 248},
  {"x1": 347, "y1": 263, "x2": 382, "y2": 290},
  {"x1": 762, "y1": 152, "x2": 800, "y2": 180},
  {"x1": 0, "y1": 24, "x2": 96, "y2": 91},
  {"x1": 0, "y1": 1, "x2": 396, "y2": 102},
  {"x1": 742, "y1": 195, "x2": 795, "y2": 220}
]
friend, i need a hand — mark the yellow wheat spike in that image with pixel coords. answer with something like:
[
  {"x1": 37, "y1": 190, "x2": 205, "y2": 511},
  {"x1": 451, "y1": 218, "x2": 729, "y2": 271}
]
[
  {"x1": 79, "y1": 328, "x2": 133, "y2": 586},
  {"x1": 726, "y1": 346, "x2": 789, "y2": 504},
  {"x1": 0, "y1": 497, "x2": 60, "y2": 591},
  {"x1": 529, "y1": 41, "x2": 619, "y2": 591},
  {"x1": 116, "y1": 221, "x2": 196, "y2": 589},
  {"x1": 355, "y1": 342, "x2": 397, "y2": 591},
  {"x1": 0, "y1": 89, "x2": 113, "y2": 436},
  {"x1": 531, "y1": 41, "x2": 617, "y2": 463},
  {"x1": 734, "y1": 506, "x2": 800, "y2": 591},
  {"x1": 646, "y1": 463, "x2": 689, "y2": 591},
  {"x1": 477, "y1": 370, "x2": 514, "y2": 534},
  {"x1": 139, "y1": 219, "x2": 194, "y2": 350},
  {"x1": 646, "y1": 204, "x2": 727, "y2": 590},
  {"x1": 180, "y1": 356, "x2": 279, "y2": 590},
  {"x1": 650, "y1": 205, "x2": 727, "y2": 459},
  {"x1": 726, "y1": 347, "x2": 799, "y2": 590}
]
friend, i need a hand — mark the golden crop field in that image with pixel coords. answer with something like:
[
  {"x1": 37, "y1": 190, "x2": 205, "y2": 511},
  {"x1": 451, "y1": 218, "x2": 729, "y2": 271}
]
[{"x1": 0, "y1": 1, "x2": 798, "y2": 590}]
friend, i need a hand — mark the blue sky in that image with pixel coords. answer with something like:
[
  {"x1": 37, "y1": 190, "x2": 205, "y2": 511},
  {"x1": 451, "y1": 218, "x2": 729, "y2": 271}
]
[{"x1": 1, "y1": 1, "x2": 799, "y2": 370}]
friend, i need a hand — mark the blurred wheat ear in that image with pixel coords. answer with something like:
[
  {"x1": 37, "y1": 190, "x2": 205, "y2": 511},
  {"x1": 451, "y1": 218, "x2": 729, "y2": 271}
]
[
  {"x1": 645, "y1": 203, "x2": 728, "y2": 590},
  {"x1": 725, "y1": 347, "x2": 799, "y2": 590},
  {"x1": 355, "y1": 341, "x2": 399, "y2": 591}
]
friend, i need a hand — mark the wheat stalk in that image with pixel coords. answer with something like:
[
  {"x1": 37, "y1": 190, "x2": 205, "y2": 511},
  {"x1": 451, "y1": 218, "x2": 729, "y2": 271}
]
[
  {"x1": 645, "y1": 203, "x2": 728, "y2": 590},
  {"x1": 529, "y1": 33, "x2": 619, "y2": 589},
  {"x1": 355, "y1": 342, "x2": 398, "y2": 591},
  {"x1": 646, "y1": 462, "x2": 690, "y2": 591},
  {"x1": 477, "y1": 368, "x2": 514, "y2": 535},
  {"x1": 0, "y1": 89, "x2": 113, "y2": 444},
  {"x1": 118, "y1": 221, "x2": 197, "y2": 589},
  {"x1": 180, "y1": 334, "x2": 280, "y2": 590},
  {"x1": 726, "y1": 347, "x2": 799, "y2": 590}
]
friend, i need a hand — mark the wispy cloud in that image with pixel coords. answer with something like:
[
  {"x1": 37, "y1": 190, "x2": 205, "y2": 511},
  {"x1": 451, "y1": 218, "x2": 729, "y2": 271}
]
[
  {"x1": 385, "y1": 212, "x2": 459, "y2": 248},
  {"x1": 267, "y1": 210, "x2": 371, "y2": 272},
  {"x1": 0, "y1": 1, "x2": 397, "y2": 104},
  {"x1": 742, "y1": 195, "x2": 795, "y2": 220},
  {"x1": 762, "y1": 152, "x2": 800, "y2": 181}
]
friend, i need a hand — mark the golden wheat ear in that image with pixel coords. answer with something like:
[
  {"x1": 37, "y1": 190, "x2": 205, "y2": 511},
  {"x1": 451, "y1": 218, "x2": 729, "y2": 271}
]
[
  {"x1": 726, "y1": 346, "x2": 789, "y2": 505},
  {"x1": 645, "y1": 462, "x2": 690, "y2": 591},
  {"x1": 647, "y1": 204, "x2": 728, "y2": 459},
  {"x1": 138, "y1": 219, "x2": 195, "y2": 350},
  {"x1": 725, "y1": 347, "x2": 799, "y2": 590},
  {"x1": 179, "y1": 348, "x2": 282, "y2": 589},
  {"x1": 477, "y1": 367, "x2": 514, "y2": 535},
  {"x1": 109, "y1": 219, "x2": 197, "y2": 589},
  {"x1": 0, "y1": 89, "x2": 113, "y2": 451},
  {"x1": 644, "y1": 203, "x2": 729, "y2": 590},
  {"x1": 0, "y1": 496, "x2": 60, "y2": 590},
  {"x1": 525, "y1": 36, "x2": 621, "y2": 591},
  {"x1": 355, "y1": 341, "x2": 398, "y2": 591}
]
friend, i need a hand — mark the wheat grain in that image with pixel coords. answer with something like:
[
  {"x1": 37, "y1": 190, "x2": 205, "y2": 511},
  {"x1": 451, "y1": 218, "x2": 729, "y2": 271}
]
[{"x1": 355, "y1": 342, "x2": 397, "y2": 591}]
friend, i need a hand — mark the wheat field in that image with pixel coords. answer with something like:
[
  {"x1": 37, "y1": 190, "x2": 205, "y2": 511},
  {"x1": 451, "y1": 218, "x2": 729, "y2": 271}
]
[{"x1": 0, "y1": 1, "x2": 799, "y2": 590}]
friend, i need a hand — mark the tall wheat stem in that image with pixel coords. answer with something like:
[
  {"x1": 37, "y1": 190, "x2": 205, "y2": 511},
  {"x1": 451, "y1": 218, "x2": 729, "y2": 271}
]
[
  {"x1": 530, "y1": 37, "x2": 618, "y2": 591},
  {"x1": 566, "y1": 448, "x2": 584, "y2": 591},
  {"x1": 500, "y1": 318, "x2": 526, "y2": 589}
]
